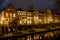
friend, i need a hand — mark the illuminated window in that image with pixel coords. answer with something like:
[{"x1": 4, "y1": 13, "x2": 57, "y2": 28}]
[
  {"x1": 20, "y1": 13, "x2": 22, "y2": 15},
  {"x1": 34, "y1": 16, "x2": 39, "y2": 19},
  {"x1": 10, "y1": 13, "x2": 12, "y2": 17},
  {"x1": 27, "y1": 36, "x2": 31, "y2": 40},
  {"x1": 20, "y1": 19, "x2": 26, "y2": 24},
  {"x1": 39, "y1": 19, "x2": 42, "y2": 22},
  {"x1": 27, "y1": 13, "x2": 31, "y2": 15},
  {"x1": 13, "y1": 13, "x2": 16, "y2": 17},
  {"x1": 6, "y1": 13, "x2": 8, "y2": 17},
  {"x1": 29, "y1": 20, "x2": 32, "y2": 24},
  {"x1": 20, "y1": 20, "x2": 22, "y2": 24},
  {"x1": 18, "y1": 13, "x2": 22, "y2": 15},
  {"x1": 21, "y1": 12, "x2": 26, "y2": 15},
  {"x1": 27, "y1": 17, "x2": 32, "y2": 19},
  {"x1": 27, "y1": 20, "x2": 30, "y2": 24},
  {"x1": 27, "y1": 20, "x2": 32, "y2": 24}
]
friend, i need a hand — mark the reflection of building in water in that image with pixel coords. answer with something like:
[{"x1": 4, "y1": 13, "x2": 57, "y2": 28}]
[
  {"x1": 0, "y1": 4, "x2": 60, "y2": 26},
  {"x1": 17, "y1": 31, "x2": 57, "y2": 40}
]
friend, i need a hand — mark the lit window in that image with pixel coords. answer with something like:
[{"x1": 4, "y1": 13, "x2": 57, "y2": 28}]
[
  {"x1": 27, "y1": 17, "x2": 32, "y2": 19},
  {"x1": 18, "y1": 13, "x2": 22, "y2": 15},
  {"x1": 34, "y1": 16, "x2": 39, "y2": 19},
  {"x1": 20, "y1": 20, "x2": 22, "y2": 24},
  {"x1": 27, "y1": 36, "x2": 31, "y2": 40},
  {"x1": 13, "y1": 13, "x2": 16, "y2": 17},
  {"x1": 39, "y1": 19, "x2": 42, "y2": 22},
  {"x1": 27, "y1": 20, "x2": 32, "y2": 24},
  {"x1": 27, "y1": 20, "x2": 30, "y2": 24},
  {"x1": 27, "y1": 13, "x2": 31, "y2": 15},
  {"x1": 6, "y1": 13, "x2": 8, "y2": 17},
  {"x1": 10, "y1": 13, "x2": 12, "y2": 17},
  {"x1": 20, "y1": 13, "x2": 22, "y2": 15},
  {"x1": 22, "y1": 12, "x2": 26, "y2": 15},
  {"x1": 29, "y1": 20, "x2": 32, "y2": 24}
]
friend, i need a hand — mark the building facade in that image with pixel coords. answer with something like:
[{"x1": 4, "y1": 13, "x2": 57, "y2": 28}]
[{"x1": 0, "y1": 4, "x2": 60, "y2": 26}]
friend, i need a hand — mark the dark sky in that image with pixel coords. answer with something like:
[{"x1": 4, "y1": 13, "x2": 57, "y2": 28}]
[
  {"x1": 0, "y1": 0, "x2": 10, "y2": 10},
  {"x1": 0, "y1": 0, "x2": 57, "y2": 11},
  {"x1": 10, "y1": 0, "x2": 56, "y2": 11}
]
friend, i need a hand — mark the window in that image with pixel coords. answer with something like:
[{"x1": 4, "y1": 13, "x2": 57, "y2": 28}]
[
  {"x1": 34, "y1": 16, "x2": 39, "y2": 19},
  {"x1": 20, "y1": 20, "x2": 22, "y2": 24},
  {"x1": 27, "y1": 36, "x2": 31, "y2": 40},
  {"x1": 13, "y1": 13, "x2": 16, "y2": 17},
  {"x1": 20, "y1": 13, "x2": 22, "y2": 15},
  {"x1": 27, "y1": 17, "x2": 32, "y2": 19},
  {"x1": 27, "y1": 13, "x2": 31, "y2": 16},
  {"x1": 27, "y1": 20, "x2": 32, "y2": 24},
  {"x1": 6, "y1": 13, "x2": 8, "y2": 17},
  {"x1": 18, "y1": 13, "x2": 22, "y2": 15},
  {"x1": 39, "y1": 19, "x2": 42, "y2": 22},
  {"x1": 10, "y1": 13, "x2": 12, "y2": 17}
]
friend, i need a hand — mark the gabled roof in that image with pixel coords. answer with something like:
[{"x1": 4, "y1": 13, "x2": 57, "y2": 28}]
[
  {"x1": 5, "y1": 3, "x2": 15, "y2": 9},
  {"x1": 4, "y1": 3, "x2": 16, "y2": 11}
]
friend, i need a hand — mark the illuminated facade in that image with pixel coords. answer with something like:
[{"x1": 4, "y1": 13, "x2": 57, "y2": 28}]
[
  {"x1": 3, "y1": 4, "x2": 17, "y2": 26},
  {"x1": 44, "y1": 9, "x2": 53, "y2": 24},
  {"x1": 0, "y1": 4, "x2": 60, "y2": 26},
  {"x1": 17, "y1": 11, "x2": 33, "y2": 25}
]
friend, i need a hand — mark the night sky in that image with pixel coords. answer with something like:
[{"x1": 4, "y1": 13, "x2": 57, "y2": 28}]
[
  {"x1": 11, "y1": 0, "x2": 56, "y2": 11},
  {"x1": 0, "y1": 0, "x2": 57, "y2": 11}
]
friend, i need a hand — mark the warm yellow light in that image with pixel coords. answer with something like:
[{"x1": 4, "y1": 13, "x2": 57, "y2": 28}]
[
  {"x1": 39, "y1": 19, "x2": 42, "y2": 22},
  {"x1": 0, "y1": 21, "x2": 3, "y2": 25},
  {"x1": 0, "y1": 17, "x2": 4, "y2": 25},
  {"x1": 34, "y1": 16, "x2": 39, "y2": 19},
  {"x1": 6, "y1": 13, "x2": 8, "y2": 17},
  {"x1": 20, "y1": 21, "x2": 22, "y2": 24},
  {"x1": 27, "y1": 20, "x2": 32, "y2": 24},
  {"x1": 13, "y1": 13, "x2": 16, "y2": 17},
  {"x1": 2, "y1": 17, "x2": 4, "y2": 21},
  {"x1": 10, "y1": 13, "x2": 12, "y2": 17}
]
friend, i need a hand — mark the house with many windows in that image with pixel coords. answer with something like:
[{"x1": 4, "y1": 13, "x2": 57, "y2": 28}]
[{"x1": 0, "y1": 4, "x2": 60, "y2": 26}]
